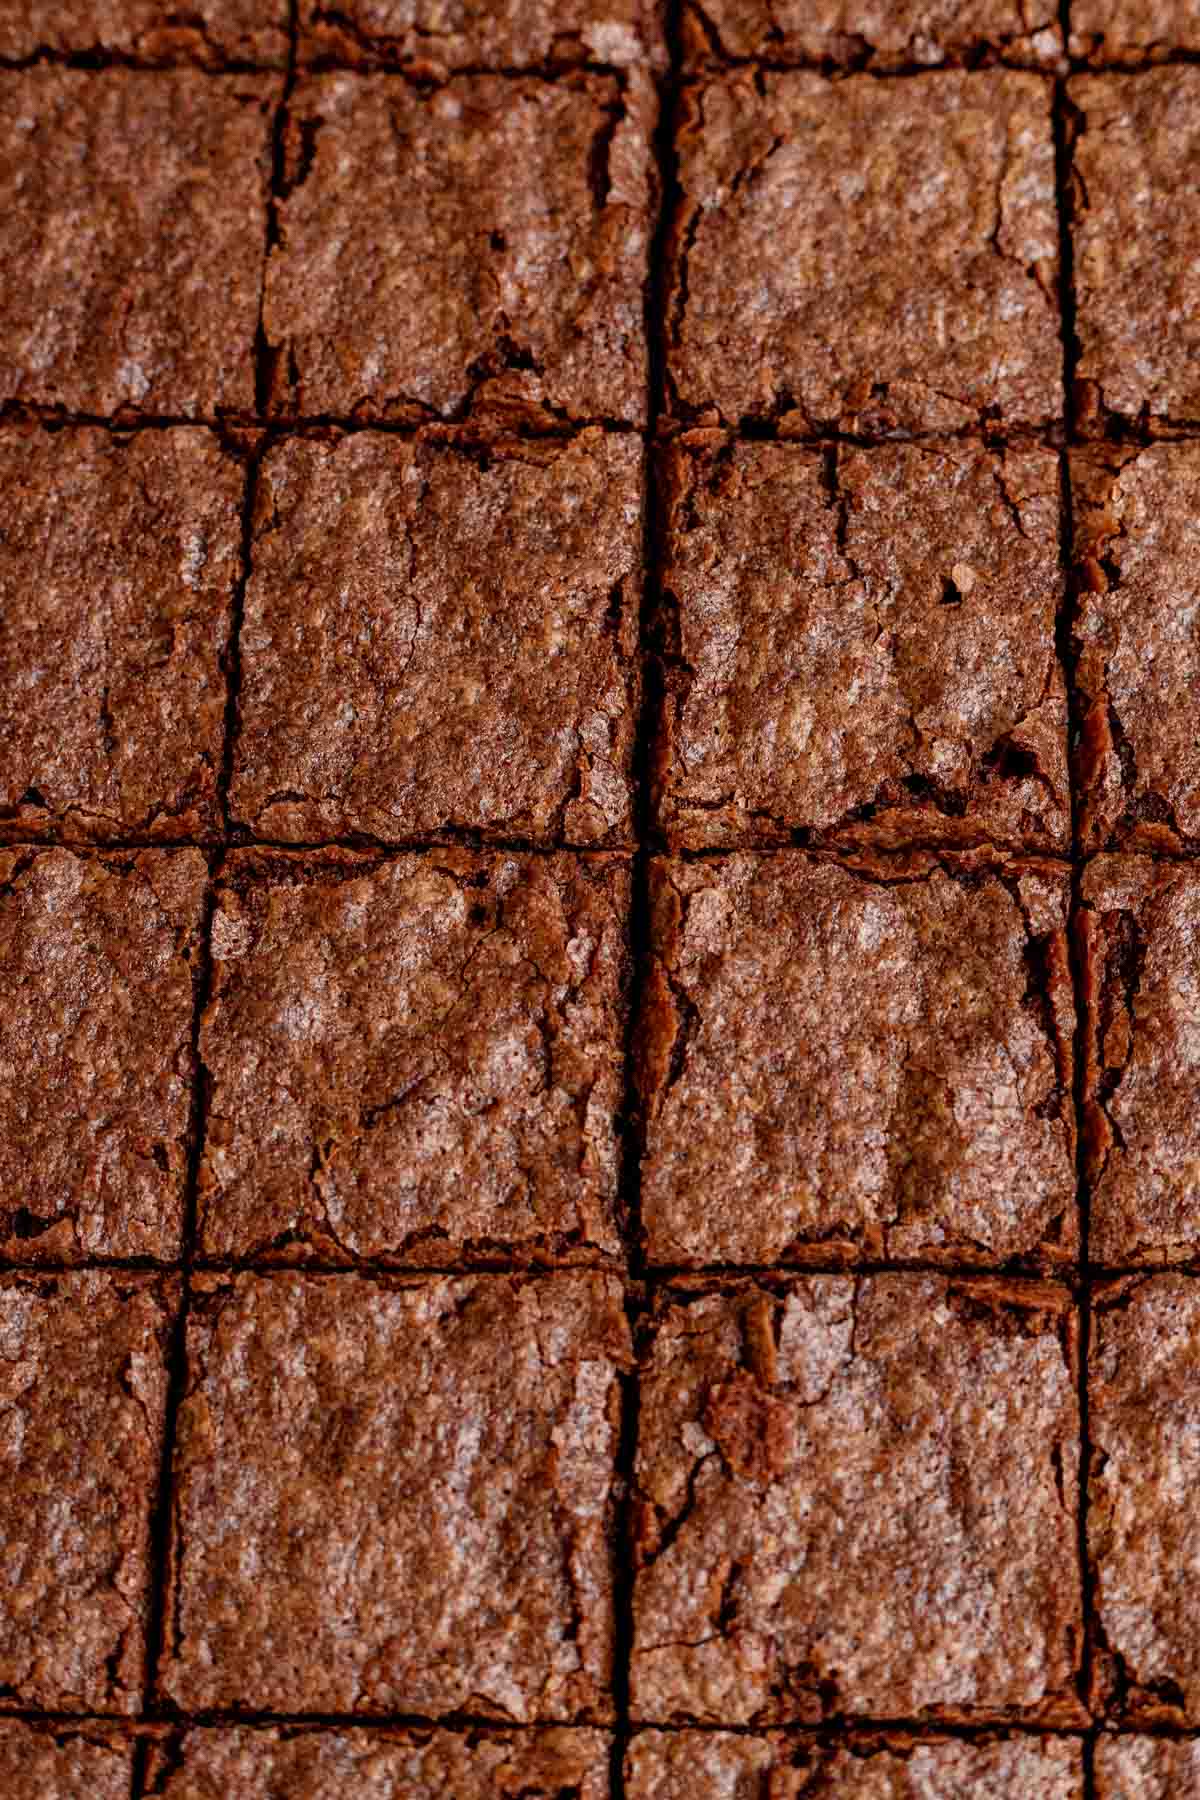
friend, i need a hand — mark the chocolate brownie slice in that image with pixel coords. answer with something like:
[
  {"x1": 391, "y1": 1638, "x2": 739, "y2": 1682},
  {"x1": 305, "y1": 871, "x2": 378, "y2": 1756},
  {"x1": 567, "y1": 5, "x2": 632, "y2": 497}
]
[
  {"x1": 1072, "y1": 0, "x2": 1200, "y2": 65},
  {"x1": 0, "y1": 1725, "x2": 131, "y2": 1799},
  {"x1": 0, "y1": 0, "x2": 288, "y2": 62},
  {"x1": 627, "y1": 1730, "x2": 1084, "y2": 1795},
  {"x1": 1096, "y1": 1736, "x2": 1200, "y2": 1796},
  {"x1": 298, "y1": 0, "x2": 665, "y2": 72},
  {"x1": 682, "y1": 0, "x2": 1062, "y2": 68}
]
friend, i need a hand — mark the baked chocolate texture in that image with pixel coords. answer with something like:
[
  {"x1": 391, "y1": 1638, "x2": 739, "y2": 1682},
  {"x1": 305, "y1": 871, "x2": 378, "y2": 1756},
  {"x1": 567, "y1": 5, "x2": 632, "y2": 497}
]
[
  {"x1": 1096, "y1": 1736, "x2": 1200, "y2": 1797},
  {"x1": 0, "y1": 1272, "x2": 175, "y2": 1712},
  {"x1": 682, "y1": 0, "x2": 1062, "y2": 67},
  {"x1": 0, "y1": 1725, "x2": 131, "y2": 1799},
  {"x1": 0, "y1": 71, "x2": 275, "y2": 417},
  {"x1": 667, "y1": 69, "x2": 1060, "y2": 433},
  {"x1": 232, "y1": 431, "x2": 640, "y2": 845},
  {"x1": 144, "y1": 1727, "x2": 611, "y2": 1796},
  {"x1": 627, "y1": 1730, "x2": 1084, "y2": 1795},
  {"x1": 161, "y1": 1271, "x2": 631, "y2": 1717},
  {"x1": 263, "y1": 72, "x2": 654, "y2": 426},
  {"x1": 630, "y1": 1275, "x2": 1082, "y2": 1724},
  {"x1": 0, "y1": 848, "x2": 207, "y2": 1261},
  {"x1": 1080, "y1": 858, "x2": 1200, "y2": 1266},
  {"x1": 0, "y1": 427, "x2": 242, "y2": 844},
  {"x1": 198, "y1": 850, "x2": 628, "y2": 1264},
  {"x1": 0, "y1": 0, "x2": 289, "y2": 62},
  {"x1": 657, "y1": 436, "x2": 1068, "y2": 852},
  {"x1": 1071, "y1": 69, "x2": 1200, "y2": 431},
  {"x1": 638, "y1": 851, "x2": 1076, "y2": 1268},
  {"x1": 298, "y1": 0, "x2": 666, "y2": 72},
  {"x1": 1071, "y1": 0, "x2": 1200, "y2": 64},
  {"x1": 1090, "y1": 1276, "x2": 1200, "y2": 1724}
]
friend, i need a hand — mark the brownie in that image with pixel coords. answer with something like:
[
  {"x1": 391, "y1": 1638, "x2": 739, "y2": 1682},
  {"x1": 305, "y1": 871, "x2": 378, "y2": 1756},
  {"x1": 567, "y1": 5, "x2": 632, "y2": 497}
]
[
  {"x1": 667, "y1": 70, "x2": 1060, "y2": 434},
  {"x1": 638, "y1": 851, "x2": 1076, "y2": 1268},
  {"x1": 0, "y1": 848, "x2": 207, "y2": 1261},
  {"x1": 681, "y1": 0, "x2": 1062, "y2": 67},
  {"x1": 298, "y1": 0, "x2": 665, "y2": 72},
  {"x1": 626, "y1": 1730, "x2": 1084, "y2": 1795},
  {"x1": 0, "y1": 71, "x2": 275, "y2": 417},
  {"x1": 656, "y1": 436, "x2": 1068, "y2": 852},
  {"x1": 198, "y1": 850, "x2": 628, "y2": 1264},
  {"x1": 630, "y1": 1275, "x2": 1082, "y2": 1724},
  {"x1": 1071, "y1": 70, "x2": 1200, "y2": 432},
  {"x1": 143, "y1": 1727, "x2": 611, "y2": 1796},
  {"x1": 1071, "y1": 0, "x2": 1200, "y2": 65},
  {"x1": 161, "y1": 1271, "x2": 631, "y2": 1716},
  {"x1": 0, "y1": 0, "x2": 288, "y2": 62},
  {"x1": 0, "y1": 427, "x2": 242, "y2": 843},
  {"x1": 1090, "y1": 1275, "x2": 1200, "y2": 1724},
  {"x1": 1096, "y1": 1736, "x2": 1200, "y2": 1797},
  {"x1": 0, "y1": 1724, "x2": 131, "y2": 1799},
  {"x1": 232, "y1": 431, "x2": 641, "y2": 845},
  {"x1": 0, "y1": 1271, "x2": 175, "y2": 1712},
  {"x1": 1070, "y1": 445, "x2": 1200, "y2": 853},
  {"x1": 263, "y1": 72, "x2": 654, "y2": 426},
  {"x1": 1079, "y1": 858, "x2": 1200, "y2": 1266}
]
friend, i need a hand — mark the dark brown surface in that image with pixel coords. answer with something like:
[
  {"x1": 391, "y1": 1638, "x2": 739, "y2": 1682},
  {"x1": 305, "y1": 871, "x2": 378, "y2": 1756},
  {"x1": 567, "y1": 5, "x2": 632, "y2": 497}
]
[
  {"x1": 0, "y1": 426, "x2": 243, "y2": 844},
  {"x1": 161, "y1": 1271, "x2": 631, "y2": 1717},
  {"x1": 0, "y1": 71, "x2": 276, "y2": 417},
  {"x1": 0, "y1": 0, "x2": 288, "y2": 61},
  {"x1": 298, "y1": 0, "x2": 665, "y2": 70},
  {"x1": 232, "y1": 431, "x2": 641, "y2": 846},
  {"x1": 198, "y1": 850, "x2": 629, "y2": 1266},
  {"x1": 0, "y1": 1724, "x2": 132, "y2": 1799},
  {"x1": 144, "y1": 1726, "x2": 611, "y2": 1796},
  {"x1": 1071, "y1": 445, "x2": 1200, "y2": 854},
  {"x1": 1096, "y1": 1736, "x2": 1200, "y2": 1796},
  {"x1": 656, "y1": 435, "x2": 1068, "y2": 852},
  {"x1": 1090, "y1": 1276, "x2": 1200, "y2": 1725},
  {"x1": 263, "y1": 72, "x2": 654, "y2": 426},
  {"x1": 0, "y1": 848, "x2": 207, "y2": 1261},
  {"x1": 0, "y1": 1271, "x2": 175, "y2": 1713},
  {"x1": 667, "y1": 69, "x2": 1061, "y2": 433},
  {"x1": 630, "y1": 1275, "x2": 1082, "y2": 1724},
  {"x1": 682, "y1": 0, "x2": 1063, "y2": 66},
  {"x1": 1071, "y1": 0, "x2": 1200, "y2": 64},
  {"x1": 1071, "y1": 69, "x2": 1200, "y2": 431},
  {"x1": 638, "y1": 851, "x2": 1076, "y2": 1268},
  {"x1": 1080, "y1": 858, "x2": 1200, "y2": 1267}
]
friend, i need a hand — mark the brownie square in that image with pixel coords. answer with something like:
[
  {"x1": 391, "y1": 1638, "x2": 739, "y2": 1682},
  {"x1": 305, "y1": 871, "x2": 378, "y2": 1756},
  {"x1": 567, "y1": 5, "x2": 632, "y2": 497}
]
[
  {"x1": 0, "y1": 427, "x2": 242, "y2": 843},
  {"x1": 0, "y1": 71, "x2": 275, "y2": 417},
  {"x1": 627, "y1": 1731, "x2": 1084, "y2": 1795},
  {"x1": 630, "y1": 1275, "x2": 1082, "y2": 1724},
  {"x1": 263, "y1": 72, "x2": 654, "y2": 426},
  {"x1": 0, "y1": 848, "x2": 207, "y2": 1261},
  {"x1": 1090, "y1": 1275, "x2": 1200, "y2": 1724},
  {"x1": 0, "y1": 0, "x2": 288, "y2": 62},
  {"x1": 144, "y1": 1727, "x2": 611, "y2": 1795},
  {"x1": 0, "y1": 1272, "x2": 175, "y2": 1712},
  {"x1": 161, "y1": 1271, "x2": 631, "y2": 1716},
  {"x1": 0, "y1": 1725, "x2": 131, "y2": 1800},
  {"x1": 1072, "y1": 0, "x2": 1200, "y2": 64},
  {"x1": 1071, "y1": 446, "x2": 1200, "y2": 854},
  {"x1": 298, "y1": 0, "x2": 665, "y2": 72},
  {"x1": 1071, "y1": 70, "x2": 1200, "y2": 431},
  {"x1": 638, "y1": 851, "x2": 1076, "y2": 1268},
  {"x1": 232, "y1": 431, "x2": 641, "y2": 846},
  {"x1": 682, "y1": 0, "x2": 1062, "y2": 68},
  {"x1": 656, "y1": 436, "x2": 1068, "y2": 852},
  {"x1": 1079, "y1": 857, "x2": 1200, "y2": 1266},
  {"x1": 198, "y1": 850, "x2": 629, "y2": 1264},
  {"x1": 667, "y1": 70, "x2": 1061, "y2": 434},
  {"x1": 1096, "y1": 1737, "x2": 1200, "y2": 1797}
]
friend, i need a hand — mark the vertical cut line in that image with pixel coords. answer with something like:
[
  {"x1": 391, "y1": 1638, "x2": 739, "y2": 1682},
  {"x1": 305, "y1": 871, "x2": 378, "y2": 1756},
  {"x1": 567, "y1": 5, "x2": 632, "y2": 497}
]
[{"x1": 254, "y1": 0, "x2": 300, "y2": 417}]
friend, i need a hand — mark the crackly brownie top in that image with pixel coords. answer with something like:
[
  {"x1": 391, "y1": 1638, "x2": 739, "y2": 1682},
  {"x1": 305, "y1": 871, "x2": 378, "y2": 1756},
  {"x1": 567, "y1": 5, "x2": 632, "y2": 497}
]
[
  {"x1": 0, "y1": 427, "x2": 242, "y2": 843},
  {"x1": 1071, "y1": 445, "x2": 1200, "y2": 853},
  {"x1": 682, "y1": 0, "x2": 1062, "y2": 66},
  {"x1": 626, "y1": 1729, "x2": 1084, "y2": 1795},
  {"x1": 1096, "y1": 1735, "x2": 1200, "y2": 1797},
  {"x1": 638, "y1": 851, "x2": 1076, "y2": 1268},
  {"x1": 667, "y1": 69, "x2": 1060, "y2": 433},
  {"x1": 0, "y1": 0, "x2": 288, "y2": 62},
  {"x1": 0, "y1": 1272, "x2": 175, "y2": 1713},
  {"x1": 656, "y1": 436, "x2": 1067, "y2": 852},
  {"x1": 1072, "y1": 0, "x2": 1200, "y2": 64},
  {"x1": 232, "y1": 431, "x2": 641, "y2": 845},
  {"x1": 145, "y1": 1727, "x2": 611, "y2": 1796},
  {"x1": 1072, "y1": 69, "x2": 1200, "y2": 429},
  {"x1": 630, "y1": 1275, "x2": 1082, "y2": 1725},
  {"x1": 298, "y1": 0, "x2": 665, "y2": 70},
  {"x1": 0, "y1": 848, "x2": 207, "y2": 1261},
  {"x1": 0, "y1": 1725, "x2": 131, "y2": 1800},
  {"x1": 198, "y1": 850, "x2": 629, "y2": 1264},
  {"x1": 0, "y1": 71, "x2": 275, "y2": 417},
  {"x1": 1090, "y1": 1276, "x2": 1200, "y2": 1726},
  {"x1": 1081, "y1": 858, "x2": 1200, "y2": 1266},
  {"x1": 264, "y1": 72, "x2": 654, "y2": 425},
  {"x1": 162, "y1": 1272, "x2": 631, "y2": 1718}
]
